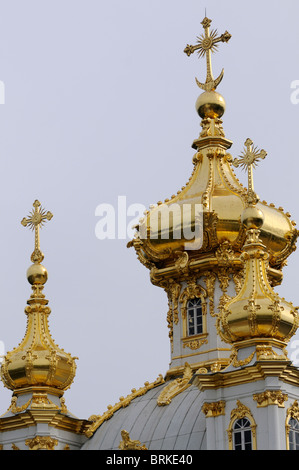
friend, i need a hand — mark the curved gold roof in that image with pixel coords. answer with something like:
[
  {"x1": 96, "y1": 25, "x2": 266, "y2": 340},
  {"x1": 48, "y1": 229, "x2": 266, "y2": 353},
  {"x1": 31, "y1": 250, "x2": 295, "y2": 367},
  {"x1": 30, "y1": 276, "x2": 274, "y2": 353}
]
[
  {"x1": 129, "y1": 17, "x2": 298, "y2": 279},
  {"x1": 130, "y1": 108, "x2": 297, "y2": 275}
]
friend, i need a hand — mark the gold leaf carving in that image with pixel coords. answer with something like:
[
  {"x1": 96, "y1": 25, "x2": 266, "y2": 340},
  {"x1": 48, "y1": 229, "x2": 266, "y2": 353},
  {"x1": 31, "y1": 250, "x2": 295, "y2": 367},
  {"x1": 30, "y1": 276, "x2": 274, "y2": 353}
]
[
  {"x1": 256, "y1": 344, "x2": 287, "y2": 361},
  {"x1": 118, "y1": 430, "x2": 147, "y2": 450},
  {"x1": 157, "y1": 363, "x2": 192, "y2": 406},
  {"x1": 287, "y1": 400, "x2": 299, "y2": 421},
  {"x1": 253, "y1": 390, "x2": 288, "y2": 408},
  {"x1": 25, "y1": 436, "x2": 58, "y2": 450},
  {"x1": 203, "y1": 271, "x2": 216, "y2": 316},
  {"x1": 202, "y1": 400, "x2": 225, "y2": 417},
  {"x1": 183, "y1": 336, "x2": 208, "y2": 350}
]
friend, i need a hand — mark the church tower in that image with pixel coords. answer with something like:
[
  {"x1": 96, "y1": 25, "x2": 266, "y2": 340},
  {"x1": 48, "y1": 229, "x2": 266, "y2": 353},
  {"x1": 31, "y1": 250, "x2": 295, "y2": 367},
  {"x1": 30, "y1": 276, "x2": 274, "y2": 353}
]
[
  {"x1": 123, "y1": 16, "x2": 299, "y2": 450},
  {"x1": 128, "y1": 16, "x2": 297, "y2": 381},
  {"x1": 0, "y1": 201, "x2": 90, "y2": 450}
]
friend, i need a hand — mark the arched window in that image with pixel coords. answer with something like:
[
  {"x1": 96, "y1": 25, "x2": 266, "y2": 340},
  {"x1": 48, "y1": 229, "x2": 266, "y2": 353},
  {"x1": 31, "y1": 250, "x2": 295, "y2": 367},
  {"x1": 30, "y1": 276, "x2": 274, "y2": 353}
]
[
  {"x1": 288, "y1": 418, "x2": 299, "y2": 450},
  {"x1": 187, "y1": 298, "x2": 202, "y2": 336},
  {"x1": 232, "y1": 418, "x2": 253, "y2": 450},
  {"x1": 227, "y1": 401, "x2": 257, "y2": 450}
]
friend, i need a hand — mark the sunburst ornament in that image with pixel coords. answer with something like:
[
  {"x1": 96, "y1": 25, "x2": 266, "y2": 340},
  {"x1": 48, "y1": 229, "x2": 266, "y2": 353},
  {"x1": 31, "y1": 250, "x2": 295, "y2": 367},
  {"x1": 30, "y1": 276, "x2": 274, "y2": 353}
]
[{"x1": 184, "y1": 17, "x2": 231, "y2": 92}]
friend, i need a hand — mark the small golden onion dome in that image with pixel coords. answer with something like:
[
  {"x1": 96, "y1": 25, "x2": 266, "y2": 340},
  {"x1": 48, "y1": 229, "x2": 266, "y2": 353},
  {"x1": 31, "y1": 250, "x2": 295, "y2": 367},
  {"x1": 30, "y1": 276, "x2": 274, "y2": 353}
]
[
  {"x1": 0, "y1": 269, "x2": 77, "y2": 395},
  {"x1": 219, "y1": 221, "x2": 299, "y2": 345},
  {"x1": 0, "y1": 201, "x2": 77, "y2": 397},
  {"x1": 195, "y1": 90, "x2": 226, "y2": 119}
]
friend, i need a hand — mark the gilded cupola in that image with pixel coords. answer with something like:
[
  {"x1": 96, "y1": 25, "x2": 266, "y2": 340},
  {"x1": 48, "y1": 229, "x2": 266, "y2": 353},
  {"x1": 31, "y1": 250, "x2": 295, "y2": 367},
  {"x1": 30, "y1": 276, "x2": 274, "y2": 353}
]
[
  {"x1": 1, "y1": 200, "x2": 77, "y2": 397},
  {"x1": 128, "y1": 17, "x2": 298, "y2": 286},
  {"x1": 218, "y1": 156, "x2": 299, "y2": 353}
]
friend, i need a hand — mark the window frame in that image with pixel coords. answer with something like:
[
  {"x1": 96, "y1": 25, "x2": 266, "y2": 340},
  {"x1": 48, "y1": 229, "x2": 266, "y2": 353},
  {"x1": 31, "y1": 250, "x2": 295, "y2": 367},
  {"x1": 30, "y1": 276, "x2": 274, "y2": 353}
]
[
  {"x1": 227, "y1": 400, "x2": 257, "y2": 450},
  {"x1": 186, "y1": 297, "x2": 204, "y2": 336}
]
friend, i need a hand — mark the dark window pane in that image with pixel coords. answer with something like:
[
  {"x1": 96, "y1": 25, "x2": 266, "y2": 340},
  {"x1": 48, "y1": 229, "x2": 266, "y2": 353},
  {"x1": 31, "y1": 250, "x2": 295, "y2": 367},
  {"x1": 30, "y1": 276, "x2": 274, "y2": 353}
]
[{"x1": 244, "y1": 430, "x2": 252, "y2": 444}]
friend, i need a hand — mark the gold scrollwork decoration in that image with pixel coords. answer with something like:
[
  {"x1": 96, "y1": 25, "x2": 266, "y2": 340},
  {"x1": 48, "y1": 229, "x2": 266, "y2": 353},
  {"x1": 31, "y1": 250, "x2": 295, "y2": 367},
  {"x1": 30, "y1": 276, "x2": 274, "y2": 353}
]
[
  {"x1": 183, "y1": 336, "x2": 208, "y2": 350},
  {"x1": 202, "y1": 400, "x2": 225, "y2": 418},
  {"x1": 118, "y1": 430, "x2": 147, "y2": 450},
  {"x1": 157, "y1": 363, "x2": 193, "y2": 406},
  {"x1": 203, "y1": 271, "x2": 216, "y2": 316},
  {"x1": 25, "y1": 436, "x2": 58, "y2": 450},
  {"x1": 253, "y1": 390, "x2": 288, "y2": 408}
]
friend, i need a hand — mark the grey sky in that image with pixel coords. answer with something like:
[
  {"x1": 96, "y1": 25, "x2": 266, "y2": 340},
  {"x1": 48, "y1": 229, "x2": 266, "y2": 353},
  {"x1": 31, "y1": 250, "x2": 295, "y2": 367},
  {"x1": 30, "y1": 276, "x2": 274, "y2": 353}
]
[{"x1": 0, "y1": 0, "x2": 297, "y2": 419}]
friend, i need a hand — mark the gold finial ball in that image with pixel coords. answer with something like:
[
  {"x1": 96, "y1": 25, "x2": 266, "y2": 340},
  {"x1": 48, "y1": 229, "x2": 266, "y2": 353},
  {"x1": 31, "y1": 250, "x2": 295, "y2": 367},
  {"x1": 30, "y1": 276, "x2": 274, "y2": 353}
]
[
  {"x1": 241, "y1": 205, "x2": 264, "y2": 229},
  {"x1": 195, "y1": 91, "x2": 226, "y2": 119},
  {"x1": 27, "y1": 263, "x2": 48, "y2": 285}
]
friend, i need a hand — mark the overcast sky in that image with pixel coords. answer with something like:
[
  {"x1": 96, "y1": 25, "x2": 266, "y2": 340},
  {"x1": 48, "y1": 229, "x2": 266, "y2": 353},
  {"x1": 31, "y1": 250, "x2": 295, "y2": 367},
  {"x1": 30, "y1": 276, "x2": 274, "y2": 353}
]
[{"x1": 0, "y1": 0, "x2": 298, "y2": 420}]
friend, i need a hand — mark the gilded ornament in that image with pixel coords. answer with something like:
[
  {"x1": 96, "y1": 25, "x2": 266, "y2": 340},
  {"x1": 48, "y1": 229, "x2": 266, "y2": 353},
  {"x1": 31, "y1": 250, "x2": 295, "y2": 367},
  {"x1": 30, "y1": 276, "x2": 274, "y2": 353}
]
[
  {"x1": 255, "y1": 344, "x2": 287, "y2": 361},
  {"x1": 118, "y1": 430, "x2": 147, "y2": 450},
  {"x1": 184, "y1": 17, "x2": 231, "y2": 93},
  {"x1": 229, "y1": 347, "x2": 255, "y2": 368},
  {"x1": 230, "y1": 400, "x2": 251, "y2": 421},
  {"x1": 9, "y1": 396, "x2": 32, "y2": 414},
  {"x1": 25, "y1": 436, "x2": 58, "y2": 450},
  {"x1": 21, "y1": 199, "x2": 53, "y2": 265},
  {"x1": 157, "y1": 363, "x2": 192, "y2": 406},
  {"x1": 232, "y1": 139, "x2": 267, "y2": 207},
  {"x1": 164, "y1": 280, "x2": 181, "y2": 350},
  {"x1": 182, "y1": 337, "x2": 208, "y2": 350},
  {"x1": 286, "y1": 400, "x2": 299, "y2": 421},
  {"x1": 203, "y1": 271, "x2": 216, "y2": 316},
  {"x1": 253, "y1": 390, "x2": 288, "y2": 408},
  {"x1": 202, "y1": 400, "x2": 225, "y2": 417}
]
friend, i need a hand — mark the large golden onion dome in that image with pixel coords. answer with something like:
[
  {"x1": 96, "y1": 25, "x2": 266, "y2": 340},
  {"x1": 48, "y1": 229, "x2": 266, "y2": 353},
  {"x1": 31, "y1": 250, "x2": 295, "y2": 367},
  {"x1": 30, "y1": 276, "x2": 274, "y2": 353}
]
[
  {"x1": 1, "y1": 201, "x2": 77, "y2": 397},
  {"x1": 129, "y1": 18, "x2": 298, "y2": 284}
]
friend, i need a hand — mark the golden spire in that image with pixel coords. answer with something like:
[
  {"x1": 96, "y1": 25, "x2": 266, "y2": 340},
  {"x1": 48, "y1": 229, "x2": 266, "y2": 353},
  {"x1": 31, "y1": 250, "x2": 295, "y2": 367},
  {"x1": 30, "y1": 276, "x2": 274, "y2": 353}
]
[
  {"x1": 184, "y1": 17, "x2": 231, "y2": 92},
  {"x1": 1, "y1": 200, "x2": 77, "y2": 396}
]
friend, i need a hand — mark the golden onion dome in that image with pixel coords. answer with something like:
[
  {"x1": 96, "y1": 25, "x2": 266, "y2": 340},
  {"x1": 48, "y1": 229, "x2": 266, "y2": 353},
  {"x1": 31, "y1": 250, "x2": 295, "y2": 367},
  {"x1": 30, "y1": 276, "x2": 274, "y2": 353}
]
[
  {"x1": 129, "y1": 17, "x2": 298, "y2": 287},
  {"x1": 130, "y1": 119, "x2": 297, "y2": 276},
  {"x1": 0, "y1": 201, "x2": 77, "y2": 397}
]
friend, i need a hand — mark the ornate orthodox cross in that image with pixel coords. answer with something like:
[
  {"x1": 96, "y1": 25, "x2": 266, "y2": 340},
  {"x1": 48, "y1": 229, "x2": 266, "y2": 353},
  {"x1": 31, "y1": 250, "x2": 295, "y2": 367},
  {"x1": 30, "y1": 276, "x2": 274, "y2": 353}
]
[
  {"x1": 21, "y1": 200, "x2": 53, "y2": 263},
  {"x1": 232, "y1": 138, "x2": 267, "y2": 205},
  {"x1": 184, "y1": 17, "x2": 231, "y2": 92}
]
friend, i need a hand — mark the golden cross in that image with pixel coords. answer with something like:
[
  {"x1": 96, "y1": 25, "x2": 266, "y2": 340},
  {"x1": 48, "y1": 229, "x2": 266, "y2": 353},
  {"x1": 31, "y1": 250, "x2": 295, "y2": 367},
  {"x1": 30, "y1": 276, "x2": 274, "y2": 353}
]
[
  {"x1": 184, "y1": 17, "x2": 231, "y2": 92},
  {"x1": 232, "y1": 138, "x2": 267, "y2": 205},
  {"x1": 21, "y1": 200, "x2": 53, "y2": 264}
]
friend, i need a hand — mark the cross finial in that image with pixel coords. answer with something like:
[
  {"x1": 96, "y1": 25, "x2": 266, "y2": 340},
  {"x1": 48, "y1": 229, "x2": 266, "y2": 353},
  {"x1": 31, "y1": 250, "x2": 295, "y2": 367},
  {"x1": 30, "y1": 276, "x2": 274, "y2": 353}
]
[
  {"x1": 232, "y1": 138, "x2": 267, "y2": 205},
  {"x1": 184, "y1": 17, "x2": 231, "y2": 92},
  {"x1": 21, "y1": 200, "x2": 53, "y2": 264}
]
